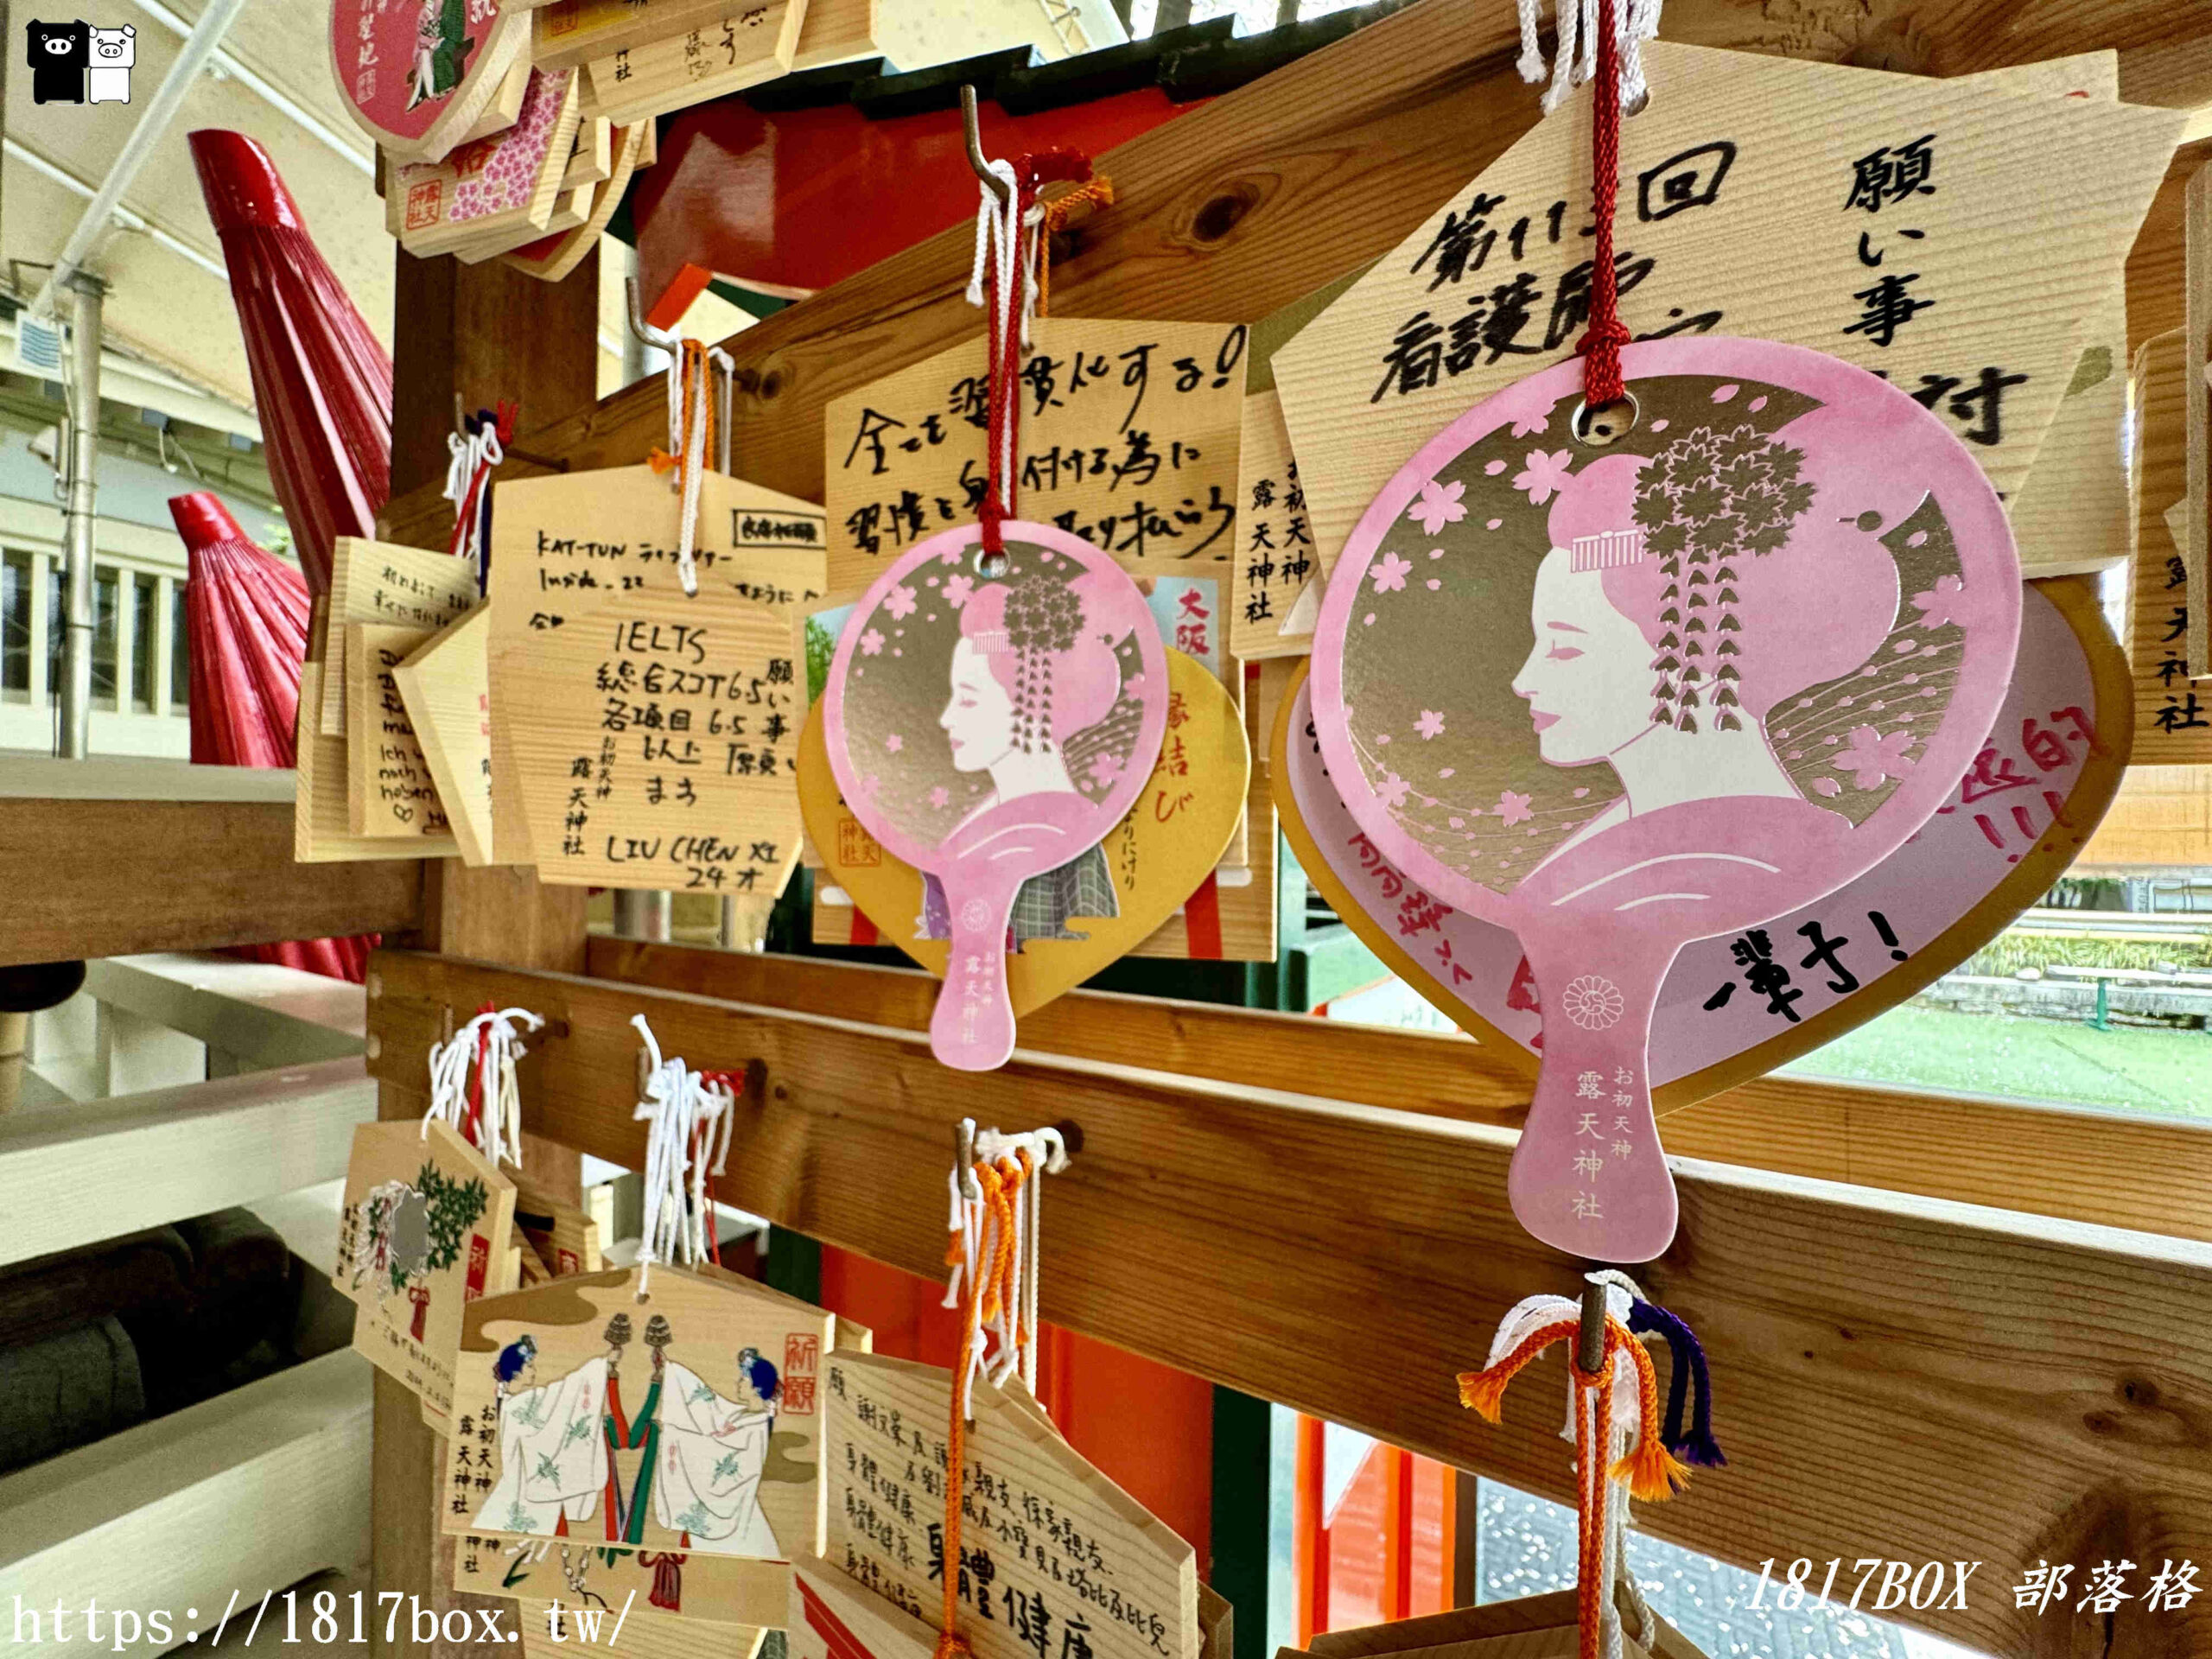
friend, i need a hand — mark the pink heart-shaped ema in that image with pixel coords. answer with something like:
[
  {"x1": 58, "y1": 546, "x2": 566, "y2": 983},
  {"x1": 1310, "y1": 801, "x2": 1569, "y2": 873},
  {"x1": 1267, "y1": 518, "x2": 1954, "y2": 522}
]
[{"x1": 1277, "y1": 578, "x2": 2126, "y2": 1111}]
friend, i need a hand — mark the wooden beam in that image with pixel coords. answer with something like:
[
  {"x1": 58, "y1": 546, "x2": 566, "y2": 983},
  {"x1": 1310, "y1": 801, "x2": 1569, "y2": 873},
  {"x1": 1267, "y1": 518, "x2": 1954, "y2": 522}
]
[
  {"x1": 589, "y1": 942, "x2": 2212, "y2": 1243},
  {"x1": 0, "y1": 798, "x2": 420, "y2": 969},
  {"x1": 0, "y1": 1351, "x2": 372, "y2": 1636},
  {"x1": 586, "y1": 938, "x2": 1537, "y2": 1125},
  {"x1": 378, "y1": 0, "x2": 2212, "y2": 548},
  {"x1": 82, "y1": 954, "x2": 366, "y2": 1068},
  {"x1": 368, "y1": 947, "x2": 2212, "y2": 1659},
  {"x1": 372, "y1": 238, "x2": 599, "y2": 1659},
  {"x1": 0, "y1": 1058, "x2": 373, "y2": 1268}
]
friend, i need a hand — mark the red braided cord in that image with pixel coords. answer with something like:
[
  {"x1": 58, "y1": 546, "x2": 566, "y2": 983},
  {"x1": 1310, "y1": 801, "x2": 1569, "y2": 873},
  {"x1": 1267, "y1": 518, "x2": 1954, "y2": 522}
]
[
  {"x1": 977, "y1": 178, "x2": 1032, "y2": 556},
  {"x1": 1577, "y1": 0, "x2": 1630, "y2": 410}
]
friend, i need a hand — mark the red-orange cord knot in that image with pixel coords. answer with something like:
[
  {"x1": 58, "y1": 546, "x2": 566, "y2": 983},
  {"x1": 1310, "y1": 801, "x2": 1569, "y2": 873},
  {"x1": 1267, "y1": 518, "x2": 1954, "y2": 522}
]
[
  {"x1": 1456, "y1": 1316, "x2": 1688, "y2": 1502},
  {"x1": 937, "y1": 1150, "x2": 1038, "y2": 1658},
  {"x1": 1458, "y1": 1312, "x2": 1686, "y2": 1659}
]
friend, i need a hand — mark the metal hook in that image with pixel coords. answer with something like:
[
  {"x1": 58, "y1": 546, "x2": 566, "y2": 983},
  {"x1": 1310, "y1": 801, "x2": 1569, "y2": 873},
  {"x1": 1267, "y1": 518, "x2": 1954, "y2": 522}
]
[
  {"x1": 954, "y1": 1118, "x2": 980, "y2": 1202},
  {"x1": 626, "y1": 276, "x2": 677, "y2": 352},
  {"x1": 960, "y1": 86, "x2": 1012, "y2": 209},
  {"x1": 1575, "y1": 1274, "x2": 1609, "y2": 1376}
]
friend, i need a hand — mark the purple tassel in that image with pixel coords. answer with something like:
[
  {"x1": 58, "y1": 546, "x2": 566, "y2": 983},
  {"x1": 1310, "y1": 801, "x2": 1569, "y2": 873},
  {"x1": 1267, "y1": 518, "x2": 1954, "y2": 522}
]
[{"x1": 1628, "y1": 1300, "x2": 1726, "y2": 1468}]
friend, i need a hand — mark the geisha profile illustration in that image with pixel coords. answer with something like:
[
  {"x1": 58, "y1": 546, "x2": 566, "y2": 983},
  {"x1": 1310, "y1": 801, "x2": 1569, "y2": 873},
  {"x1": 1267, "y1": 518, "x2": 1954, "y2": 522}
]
[
  {"x1": 825, "y1": 528, "x2": 1171, "y2": 1069},
  {"x1": 913, "y1": 569, "x2": 1148, "y2": 948},
  {"x1": 1335, "y1": 382, "x2": 2008, "y2": 931},
  {"x1": 1312, "y1": 341, "x2": 2019, "y2": 1261},
  {"x1": 1503, "y1": 404, "x2": 1923, "y2": 902}
]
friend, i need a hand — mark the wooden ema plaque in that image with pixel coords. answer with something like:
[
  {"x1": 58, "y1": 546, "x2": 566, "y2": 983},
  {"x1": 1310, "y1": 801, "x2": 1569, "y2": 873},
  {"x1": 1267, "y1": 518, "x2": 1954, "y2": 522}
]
[
  {"x1": 817, "y1": 1351, "x2": 1200, "y2": 1659},
  {"x1": 799, "y1": 646, "x2": 1249, "y2": 1008},
  {"x1": 1230, "y1": 265, "x2": 1372, "y2": 662},
  {"x1": 391, "y1": 607, "x2": 519, "y2": 867},
  {"x1": 389, "y1": 67, "x2": 585, "y2": 255},
  {"x1": 572, "y1": 1, "x2": 808, "y2": 128},
  {"x1": 441, "y1": 1265, "x2": 835, "y2": 1574},
  {"x1": 2126, "y1": 332, "x2": 2212, "y2": 763},
  {"x1": 322, "y1": 536, "x2": 485, "y2": 738},
  {"x1": 336, "y1": 1119, "x2": 518, "y2": 1420},
  {"x1": 328, "y1": 0, "x2": 528, "y2": 162},
  {"x1": 1276, "y1": 575, "x2": 2130, "y2": 1109},
  {"x1": 1271, "y1": 46, "x2": 2183, "y2": 582},
  {"x1": 823, "y1": 320, "x2": 1249, "y2": 594},
  {"x1": 486, "y1": 465, "x2": 828, "y2": 893},
  {"x1": 346, "y1": 621, "x2": 453, "y2": 839}
]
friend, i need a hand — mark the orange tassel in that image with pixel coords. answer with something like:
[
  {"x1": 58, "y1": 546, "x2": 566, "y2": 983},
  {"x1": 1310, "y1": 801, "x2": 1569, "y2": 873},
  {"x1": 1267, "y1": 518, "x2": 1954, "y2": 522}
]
[
  {"x1": 1457, "y1": 1368, "x2": 1513, "y2": 1421},
  {"x1": 1612, "y1": 1432, "x2": 1691, "y2": 1502},
  {"x1": 1456, "y1": 1319, "x2": 1580, "y2": 1423}
]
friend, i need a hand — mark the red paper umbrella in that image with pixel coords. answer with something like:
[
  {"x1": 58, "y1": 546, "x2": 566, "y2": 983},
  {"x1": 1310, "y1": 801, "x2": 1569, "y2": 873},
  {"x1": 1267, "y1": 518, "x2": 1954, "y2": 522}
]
[
  {"x1": 172, "y1": 493, "x2": 372, "y2": 982},
  {"x1": 188, "y1": 130, "x2": 391, "y2": 601}
]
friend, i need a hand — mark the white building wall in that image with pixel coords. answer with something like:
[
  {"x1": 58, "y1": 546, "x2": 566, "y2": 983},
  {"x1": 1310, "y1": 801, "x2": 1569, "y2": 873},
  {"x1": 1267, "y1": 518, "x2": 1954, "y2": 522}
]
[{"x1": 0, "y1": 427, "x2": 290, "y2": 761}]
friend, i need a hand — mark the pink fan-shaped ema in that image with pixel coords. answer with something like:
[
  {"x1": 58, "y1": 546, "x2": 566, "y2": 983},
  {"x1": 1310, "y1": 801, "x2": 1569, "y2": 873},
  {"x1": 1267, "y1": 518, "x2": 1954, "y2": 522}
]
[
  {"x1": 189, "y1": 130, "x2": 391, "y2": 601},
  {"x1": 172, "y1": 492, "x2": 372, "y2": 981}
]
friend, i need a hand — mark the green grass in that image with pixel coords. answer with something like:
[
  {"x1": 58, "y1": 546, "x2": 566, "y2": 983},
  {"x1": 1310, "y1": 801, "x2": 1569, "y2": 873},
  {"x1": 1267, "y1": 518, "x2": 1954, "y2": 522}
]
[{"x1": 1783, "y1": 1003, "x2": 2212, "y2": 1119}]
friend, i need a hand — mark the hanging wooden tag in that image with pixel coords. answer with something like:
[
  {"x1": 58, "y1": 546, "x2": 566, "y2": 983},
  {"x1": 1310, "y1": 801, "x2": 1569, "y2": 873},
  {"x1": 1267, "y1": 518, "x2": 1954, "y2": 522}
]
[
  {"x1": 534, "y1": 0, "x2": 754, "y2": 73},
  {"x1": 498, "y1": 122, "x2": 648, "y2": 283},
  {"x1": 790, "y1": 1554, "x2": 939, "y2": 1659},
  {"x1": 346, "y1": 621, "x2": 454, "y2": 839},
  {"x1": 1310, "y1": 340, "x2": 2020, "y2": 1262},
  {"x1": 822, "y1": 524, "x2": 1170, "y2": 1069},
  {"x1": 1231, "y1": 265, "x2": 1372, "y2": 663},
  {"x1": 563, "y1": 116, "x2": 616, "y2": 189},
  {"x1": 575, "y1": 2, "x2": 808, "y2": 128},
  {"x1": 2126, "y1": 332, "x2": 2212, "y2": 764},
  {"x1": 1271, "y1": 44, "x2": 2184, "y2": 583},
  {"x1": 391, "y1": 607, "x2": 522, "y2": 867},
  {"x1": 461, "y1": 1303, "x2": 874, "y2": 1631},
  {"x1": 823, "y1": 319, "x2": 1249, "y2": 594},
  {"x1": 335, "y1": 1119, "x2": 518, "y2": 1420},
  {"x1": 296, "y1": 611, "x2": 460, "y2": 863},
  {"x1": 1281, "y1": 575, "x2": 2127, "y2": 1107},
  {"x1": 440, "y1": 1263, "x2": 835, "y2": 1577},
  {"x1": 2185, "y1": 163, "x2": 2212, "y2": 677},
  {"x1": 801, "y1": 644, "x2": 1247, "y2": 1005},
  {"x1": 328, "y1": 0, "x2": 527, "y2": 162},
  {"x1": 486, "y1": 464, "x2": 827, "y2": 892},
  {"x1": 817, "y1": 1351, "x2": 1199, "y2": 1659},
  {"x1": 389, "y1": 67, "x2": 583, "y2": 256},
  {"x1": 322, "y1": 536, "x2": 485, "y2": 739},
  {"x1": 791, "y1": 0, "x2": 876, "y2": 70}
]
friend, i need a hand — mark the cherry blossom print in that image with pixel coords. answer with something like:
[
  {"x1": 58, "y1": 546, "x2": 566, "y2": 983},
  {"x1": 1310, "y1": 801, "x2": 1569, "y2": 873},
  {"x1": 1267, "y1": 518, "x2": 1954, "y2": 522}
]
[
  {"x1": 885, "y1": 733, "x2": 905, "y2": 753},
  {"x1": 1378, "y1": 772, "x2": 1411, "y2": 810},
  {"x1": 943, "y1": 574, "x2": 975, "y2": 609},
  {"x1": 884, "y1": 584, "x2": 918, "y2": 620},
  {"x1": 1089, "y1": 753, "x2": 1126, "y2": 788},
  {"x1": 1832, "y1": 725, "x2": 1916, "y2": 790},
  {"x1": 1512, "y1": 449, "x2": 1575, "y2": 505},
  {"x1": 859, "y1": 627, "x2": 886, "y2": 657},
  {"x1": 1812, "y1": 776, "x2": 1842, "y2": 798},
  {"x1": 1415, "y1": 709, "x2": 1446, "y2": 740},
  {"x1": 1494, "y1": 790, "x2": 1533, "y2": 827},
  {"x1": 445, "y1": 72, "x2": 570, "y2": 223},
  {"x1": 1370, "y1": 551, "x2": 1414, "y2": 594},
  {"x1": 1910, "y1": 573, "x2": 1970, "y2": 630},
  {"x1": 928, "y1": 786, "x2": 950, "y2": 809},
  {"x1": 1408, "y1": 480, "x2": 1470, "y2": 535}
]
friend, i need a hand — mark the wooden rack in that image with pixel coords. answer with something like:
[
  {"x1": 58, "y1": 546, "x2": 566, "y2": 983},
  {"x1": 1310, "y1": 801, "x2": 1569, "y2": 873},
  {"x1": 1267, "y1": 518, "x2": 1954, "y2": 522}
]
[{"x1": 5, "y1": 2, "x2": 2211, "y2": 1656}]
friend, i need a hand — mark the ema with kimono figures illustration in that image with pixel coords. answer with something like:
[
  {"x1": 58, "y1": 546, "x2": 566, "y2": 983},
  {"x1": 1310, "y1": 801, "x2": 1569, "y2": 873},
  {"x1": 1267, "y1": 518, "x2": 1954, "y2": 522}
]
[{"x1": 442, "y1": 1265, "x2": 832, "y2": 1597}]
